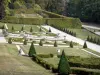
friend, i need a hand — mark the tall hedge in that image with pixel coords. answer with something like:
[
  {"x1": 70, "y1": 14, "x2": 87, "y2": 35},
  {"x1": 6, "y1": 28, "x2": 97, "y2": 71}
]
[{"x1": 1, "y1": 16, "x2": 81, "y2": 28}]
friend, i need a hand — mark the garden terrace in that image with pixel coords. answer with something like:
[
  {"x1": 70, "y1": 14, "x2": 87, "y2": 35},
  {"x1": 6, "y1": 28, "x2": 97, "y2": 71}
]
[{"x1": 0, "y1": 44, "x2": 54, "y2": 75}]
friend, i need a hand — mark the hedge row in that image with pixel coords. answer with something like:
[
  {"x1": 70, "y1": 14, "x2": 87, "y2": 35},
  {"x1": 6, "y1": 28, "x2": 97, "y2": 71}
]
[
  {"x1": 41, "y1": 10, "x2": 66, "y2": 18},
  {"x1": 87, "y1": 36, "x2": 100, "y2": 45},
  {"x1": 1, "y1": 16, "x2": 81, "y2": 28},
  {"x1": 32, "y1": 55, "x2": 54, "y2": 70},
  {"x1": 47, "y1": 18, "x2": 81, "y2": 28},
  {"x1": 1, "y1": 16, "x2": 45, "y2": 25},
  {"x1": 51, "y1": 24, "x2": 76, "y2": 37},
  {"x1": 32, "y1": 55, "x2": 100, "y2": 75},
  {"x1": 71, "y1": 67, "x2": 100, "y2": 75}
]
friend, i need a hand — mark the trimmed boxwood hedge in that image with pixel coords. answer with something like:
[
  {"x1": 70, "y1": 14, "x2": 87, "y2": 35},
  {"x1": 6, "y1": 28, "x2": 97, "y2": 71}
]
[{"x1": 1, "y1": 16, "x2": 81, "y2": 28}]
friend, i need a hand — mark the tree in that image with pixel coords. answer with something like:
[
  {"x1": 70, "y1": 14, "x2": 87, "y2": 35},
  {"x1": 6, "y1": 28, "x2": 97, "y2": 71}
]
[
  {"x1": 39, "y1": 40, "x2": 43, "y2": 46},
  {"x1": 70, "y1": 41, "x2": 73, "y2": 48},
  {"x1": 8, "y1": 38, "x2": 12, "y2": 44},
  {"x1": 30, "y1": 27, "x2": 33, "y2": 32},
  {"x1": 58, "y1": 50, "x2": 71, "y2": 75},
  {"x1": 21, "y1": 26, "x2": 24, "y2": 31},
  {"x1": 40, "y1": 27, "x2": 42, "y2": 32},
  {"x1": 28, "y1": 42, "x2": 36, "y2": 57},
  {"x1": 54, "y1": 40, "x2": 57, "y2": 47},
  {"x1": 11, "y1": 26, "x2": 14, "y2": 32},
  {"x1": 23, "y1": 39, "x2": 27, "y2": 45},
  {"x1": 87, "y1": 36, "x2": 90, "y2": 41},
  {"x1": 83, "y1": 41, "x2": 87, "y2": 48},
  {"x1": 49, "y1": 28, "x2": 51, "y2": 32}
]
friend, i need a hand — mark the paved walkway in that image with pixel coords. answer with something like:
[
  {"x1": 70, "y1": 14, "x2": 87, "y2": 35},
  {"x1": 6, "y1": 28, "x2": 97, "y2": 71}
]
[
  {"x1": 0, "y1": 29, "x2": 7, "y2": 43},
  {"x1": 42, "y1": 25, "x2": 100, "y2": 53}
]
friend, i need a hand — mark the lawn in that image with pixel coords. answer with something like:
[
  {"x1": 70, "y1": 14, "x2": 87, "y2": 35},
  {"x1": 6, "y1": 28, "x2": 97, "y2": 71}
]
[
  {"x1": 0, "y1": 44, "x2": 54, "y2": 75},
  {"x1": 0, "y1": 22, "x2": 41, "y2": 32},
  {"x1": 68, "y1": 28, "x2": 100, "y2": 40},
  {"x1": 22, "y1": 45, "x2": 96, "y2": 58}
]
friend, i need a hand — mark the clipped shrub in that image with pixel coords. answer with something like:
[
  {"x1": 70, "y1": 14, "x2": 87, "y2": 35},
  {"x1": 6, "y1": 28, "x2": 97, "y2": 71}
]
[
  {"x1": 54, "y1": 40, "x2": 58, "y2": 47},
  {"x1": 39, "y1": 40, "x2": 43, "y2": 46},
  {"x1": 8, "y1": 38, "x2": 12, "y2": 44},
  {"x1": 21, "y1": 26, "x2": 24, "y2": 31},
  {"x1": 52, "y1": 67, "x2": 58, "y2": 73},
  {"x1": 30, "y1": 27, "x2": 33, "y2": 32},
  {"x1": 49, "y1": 28, "x2": 51, "y2": 32},
  {"x1": 38, "y1": 54, "x2": 54, "y2": 58},
  {"x1": 23, "y1": 39, "x2": 27, "y2": 45},
  {"x1": 58, "y1": 50, "x2": 71, "y2": 75},
  {"x1": 83, "y1": 41, "x2": 87, "y2": 48},
  {"x1": 70, "y1": 41, "x2": 73, "y2": 48},
  {"x1": 11, "y1": 26, "x2": 14, "y2": 32},
  {"x1": 28, "y1": 42, "x2": 36, "y2": 57}
]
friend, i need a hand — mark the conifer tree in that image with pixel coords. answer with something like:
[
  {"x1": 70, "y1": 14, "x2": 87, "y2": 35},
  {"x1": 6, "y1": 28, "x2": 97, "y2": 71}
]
[
  {"x1": 23, "y1": 39, "x2": 27, "y2": 45},
  {"x1": 28, "y1": 42, "x2": 36, "y2": 57},
  {"x1": 40, "y1": 27, "x2": 42, "y2": 32},
  {"x1": 12, "y1": 26, "x2": 14, "y2": 32},
  {"x1": 39, "y1": 40, "x2": 43, "y2": 46},
  {"x1": 30, "y1": 27, "x2": 33, "y2": 32},
  {"x1": 54, "y1": 40, "x2": 57, "y2": 47},
  {"x1": 58, "y1": 50, "x2": 71, "y2": 75},
  {"x1": 8, "y1": 38, "x2": 12, "y2": 44},
  {"x1": 49, "y1": 28, "x2": 51, "y2": 32},
  {"x1": 87, "y1": 36, "x2": 90, "y2": 41},
  {"x1": 21, "y1": 26, "x2": 24, "y2": 31},
  {"x1": 70, "y1": 41, "x2": 73, "y2": 48},
  {"x1": 83, "y1": 41, "x2": 87, "y2": 48}
]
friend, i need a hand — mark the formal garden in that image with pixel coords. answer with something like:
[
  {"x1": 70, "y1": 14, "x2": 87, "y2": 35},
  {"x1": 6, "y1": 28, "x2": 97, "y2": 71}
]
[{"x1": 0, "y1": 8, "x2": 100, "y2": 75}]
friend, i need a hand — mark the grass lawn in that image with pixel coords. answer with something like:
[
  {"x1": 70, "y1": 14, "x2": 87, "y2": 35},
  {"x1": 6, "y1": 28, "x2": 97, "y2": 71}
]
[
  {"x1": 0, "y1": 22, "x2": 41, "y2": 32},
  {"x1": 68, "y1": 28, "x2": 100, "y2": 40},
  {"x1": 0, "y1": 44, "x2": 54, "y2": 75},
  {"x1": 22, "y1": 45, "x2": 96, "y2": 58}
]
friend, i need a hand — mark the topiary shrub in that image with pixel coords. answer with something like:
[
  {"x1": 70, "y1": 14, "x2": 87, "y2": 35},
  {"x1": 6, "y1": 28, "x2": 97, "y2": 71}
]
[
  {"x1": 28, "y1": 42, "x2": 36, "y2": 57},
  {"x1": 8, "y1": 38, "x2": 12, "y2": 44},
  {"x1": 54, "y1": 40, "x2": 58, "y2": 47},
  {"x1": 52, "y1": 67, "x2": 58, "y2": 73},
  {"x1": 11, "y1": 26, "x2": 14, "y2": 32},
  {"x1": 39, "y1": 40, "x2": 43, "y2": 46},
  {"x1": 30, "y1": 27, "x2": 33, "y2": 32},
  {"x1": 83, "y1": 41, "x2": 87, "y2": 48},
  {"x1": 70, "y1": 41, "x2": 73, "y2": 48},
  {"x1": 58, "y1": 50, "x2": 71, "y2": 75},
  {"x1": 23, "y1": 39, "x2": 27, "y2": 45},
  {"x1": 49, "y1": 28, "x2": 51, "y2": 32}
]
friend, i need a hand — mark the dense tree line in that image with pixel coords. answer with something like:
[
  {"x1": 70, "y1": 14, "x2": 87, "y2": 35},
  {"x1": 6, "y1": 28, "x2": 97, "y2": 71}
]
[
  {"x1": 67, "y1": 0, "x2": 100, "y2": 23},
  {"x1": 1, "y1": 0, "x2": 100, "y2": 24}
]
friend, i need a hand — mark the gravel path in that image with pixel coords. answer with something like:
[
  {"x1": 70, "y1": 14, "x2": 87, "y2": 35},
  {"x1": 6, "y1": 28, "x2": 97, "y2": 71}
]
[
  {"x1": 42, "y1": 25, "x2": 100, "y2": 53},
  {"x1": 16, "y1": 45, "x2": 25, "y2": 55},
  {"x1": 0, "y1": 29, "x2": 7, "y2": 43}
]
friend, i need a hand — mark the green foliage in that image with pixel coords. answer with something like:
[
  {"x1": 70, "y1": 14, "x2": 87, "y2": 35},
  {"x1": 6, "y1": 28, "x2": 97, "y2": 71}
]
[
  {"x1": 70, "y1": 41, "x2": 73, "y2": 48},
  {"x1": 39, "y1": 27, "x2": 42, "y2": 32},
  {"x1": 58, "y1": 50, "x2": 71, "y2": 75},
  {"x1": 54, "y1": 41, "x2": 57, "y2": 47},
  {"x1": 67, "y1": 0, "x2": 100, "y2": 23},
  {"x1": 30, "y1": 27, "x2": 33, "y2": 32},
  {"x1": 8, "y1": 38, "x2": 12, "y2": 44},
  {"x1": 38, "y1": 54, "x2": 54, "y2": 58},
  {"x1": 83, "y1": 41, "x2": 87, "y2": 48},
  {"x1": 28, "y1": 42, "x2": 36, "y2": 57},
  {"x1": 23, "y1": 39, "x2": 27, "y2": 45},
  {"x1": 49, "y1": 28, "x2": 51, "y2": 32},
  {"x1": 39, "y1": 40, "x2": 43, "y2": 46},
  {"x1": 21, "y1": 26, "x2": 24, "y2": 31},
  {"x1": 11, "y1": 26, "x2": 14, "y2": 32}
]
